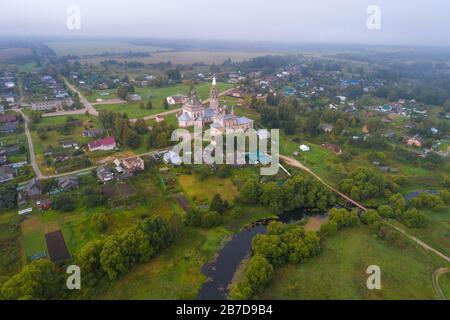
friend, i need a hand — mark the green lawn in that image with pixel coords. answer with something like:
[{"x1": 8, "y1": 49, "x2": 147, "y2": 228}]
[
  {"x1": 30, "y1": 114, "x2": 102, "y2": 174},
  {"x1": 258, "y1": 226, "x2": 445, "y2": 300},
  {"x1": 178, "y1": 174, "x2": 239, "y2": 205},
  {"x1": 440, "y1": 272, "x2": 450, "y2": 299},
  {"x1": 94, "y1": 226, "x2": 232, "y2": 299},
  {"x1": 388, "y1": 207, "x2": 450, "y2": 259},
  {"x1": 90, "y1": 82, "x2": 234, "y2": 118}
]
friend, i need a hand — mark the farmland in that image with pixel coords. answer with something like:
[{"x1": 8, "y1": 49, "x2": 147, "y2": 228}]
[
  {"x1": 46, "y1": 41, "x2": 168, "y2": 56},
  {"x1": 79, "y1": 50, "x2": 282, "y2": 65}
]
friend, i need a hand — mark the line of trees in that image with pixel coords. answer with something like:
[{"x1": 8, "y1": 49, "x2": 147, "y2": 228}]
[
  {"x1": 231, "y1": 221, "x2": 321, "y2": 299},
  {"x1": 0, "y1": 216, "x2": 174, "y2": 300},
  {"x1": 341, "y1": 167, "x2": 399, "y2": 201},
  {"x1": 76, "y1": 216, "x2": 174, "y2": 281},
  {"x1": 240, "y1": 175, "x2": 336, "y2": 213}
]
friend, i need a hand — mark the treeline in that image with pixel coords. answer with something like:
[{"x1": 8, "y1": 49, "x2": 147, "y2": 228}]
[
  {"x1": 240, "y1": 175, "x2": 336, "y2": 213},
  {"x1": 320, "y1": 207, "x2": 360, "y2": 236},
  {"x1": 341, "y1": 168, "x2": 398, "y2": 201},
  {"x1": 98, "y1": 110, "x2": 174, "y2": 150},
  {"x1": 231, "y1": 221, "x2": 321, "y2": 299},
  {"x1": 186, "y1": 194, "x2": 229, "y2": 229},
  {"x1": 379, "y1": 190, "x2": 449, "y2": 228},
  {"x1": 0, "y1": 216, "x2": 174, "y2": 300},
  {"x1": 76, "y1": 216, "x2": 173, "y2": 281}
]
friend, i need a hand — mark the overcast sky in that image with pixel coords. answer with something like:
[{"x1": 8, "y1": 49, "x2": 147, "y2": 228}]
[{"x1": 1, "y1": 0, "x2": 449, "y2": 46}]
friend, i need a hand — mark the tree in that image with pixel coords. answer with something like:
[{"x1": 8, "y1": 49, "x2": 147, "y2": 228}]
[
  {"x1": 378, "y1": 205, "x2": 395, "y2": 218},
  {"x1": 52, "y1": 194, "x2": 76, "y2": 212},
  {"x1": 1, "y1": 259, "x2": 63, "y2": 300},
  {"x1": 90, "y1": 212, "x2": 109, "y2": 232},
  {"x1": 231, "y1": 254, "x2": 273, "y2": 300},
  {"x1": 320, "y1": 221, "x2": 338, "y2": 236},
  {"x1": 134, "y1": 119, "x2": 148, "y2": 134},
  {"x1": 399, "y1": 208, "x2": 427, "y2": 228},
  {"x1": 210, "y1": 194, "x2": 227, "y2": 214},
  {"x1": 260, "y1": 182, "x2": 284, "y2": 213},
  {"x1": 240, "y1": 179, "x2": 262, "y2": 204},
  {"x1": 75, "y1": 240, "x2": 105, "y2": 281},
  {"x1": 100, "y1": 237, "x2": 130, "y2": 280},
  {"x1": 84, "y1": 187, "x2": 107, "y2": 208},
  {"x1": 303, "y1": 231, "x2": 321, "y2": 256},
  {"x1": 389, "y1": 193, "x2": 406, "y2": 216},
  {"x1": 0, "y1": 185, "x2": 17, "y2": 211},
  {"x1": 252, "y1": 234, "x2": 288, "y2": 267},
  {"x1": 360, "y1": 209, "x2": 380, "y2": 225},
  {"x1": 163, "y1": 98, "x2": 170, "y2": 110},
  {"x1": 125, "y1": 130, "x2": 142, "y2": 149}
]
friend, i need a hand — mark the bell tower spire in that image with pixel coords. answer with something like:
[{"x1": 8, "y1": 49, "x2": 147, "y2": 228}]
[{"x1": 209, "y1": 75, "x2": 219, "y2": 110}]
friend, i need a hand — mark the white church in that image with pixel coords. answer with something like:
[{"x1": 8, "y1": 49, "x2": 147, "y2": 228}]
[{"x1": 177, "y1": 77, "x2": 254, "y2": 135}]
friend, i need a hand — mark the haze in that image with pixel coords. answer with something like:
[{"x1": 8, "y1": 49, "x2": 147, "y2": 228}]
[{"x1": 1, "y1": 0, "x2": 450, "y2": 47}]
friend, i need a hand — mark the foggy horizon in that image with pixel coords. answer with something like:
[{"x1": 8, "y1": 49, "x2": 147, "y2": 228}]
[{"x1": 1, "y1": 0, "x2": 450, "y2": 48}]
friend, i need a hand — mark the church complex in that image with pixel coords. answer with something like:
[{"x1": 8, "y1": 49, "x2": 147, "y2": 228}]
[{"x1": 177, "y1": 77, "x2": 254, "y2": 135}]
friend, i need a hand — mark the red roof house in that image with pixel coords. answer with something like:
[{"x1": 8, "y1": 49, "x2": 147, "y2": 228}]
[{"x1": 88, "y1": 136, "x2": 116, "y2": 152}]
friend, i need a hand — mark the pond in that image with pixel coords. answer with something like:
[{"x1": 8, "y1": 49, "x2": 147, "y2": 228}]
[{"x1": 197, "y1": 208, "x2": 327, "y2": 300}]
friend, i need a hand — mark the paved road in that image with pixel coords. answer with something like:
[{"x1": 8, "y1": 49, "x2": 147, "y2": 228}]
[{"x1": 13, "y1": 109, "x2": 44, "y2": 179}]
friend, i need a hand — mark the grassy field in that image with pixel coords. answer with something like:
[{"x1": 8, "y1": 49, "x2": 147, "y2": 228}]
[
  {"x1": 388, "y1": 207, "x2": 450, "y2": 259},
  {"x1": 80, "y1": 50, "x2": 280, "y2": 65},
  {"x1": 258, "y1": 226, "x2": 445, "y2": 300},
  {"x1": 94, "y1": 226, "x2": 232, "y2": 299},
  {"x1": 46, "y1": 41, "x2": 167, "y2": 56},
  {"x1": 0, "y1": 211, "x2": 21, "y2": 285},
  {"x1": 90, "y1": 82, "x2": 234, "y2": 118},
  {"x1": 178, "y1": 175, "x2": 239, "y2": 204},
  {"x1": 29, "y1": 114, "x2": 102, "y2": 175}
]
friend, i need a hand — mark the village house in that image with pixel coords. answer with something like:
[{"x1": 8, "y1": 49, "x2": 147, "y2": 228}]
[
  {"x1": 82, "y1": 128, "x2": 103, "y2": 138},
  {"x1": 59, "y1": 140, "x2": 79, "y2": 149},
  {"x1": 17, "y1": 179, "x2": 41, "y2": 204},
  {"x1": 57, "y1": 175, "x2": 80, "y2": 191},
  {"x1": 121, "y1": 157, "x2": 145, "y2": 173},
  {"x1": 36, "y1": 198, "x2": 52, "y2": 210},
  {"x1": 88, "y1": 137, "x2": 116, "y2": 152},
  {"x1": 319, "y1": 123, "x2": 334, "y2": 133},
  {"x1": 0, "y1": 165, "x2": 15, "y2": 183},
  {"x1": 31, "y1": 100, "x2": 63, "y2": 111},
  {"x1": 406, "y1": 135, "x2": 423, "y2": 148},
  {"x1": 0, "y1": 122, "x2": 18, "y2": 134},
  {"x1": 0, "y1": 114, "x2": 17, "y2": 123},
  {"x1": 322, "y1": 143, "x2": 342, "y2": 155},
  {"x1": 97, "y1": 166, "x2": 114, "y2": 183},
  {"x1": 129, "y1": 94, "x2": 142, "y2": 102}
]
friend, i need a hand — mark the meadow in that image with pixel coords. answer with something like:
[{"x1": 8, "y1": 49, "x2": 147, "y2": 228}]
[
  {"x1": 29, "y1": 114, "x2": 102, "y2": 175},
  {"x1": 90, "y1": 82, "x2": 234, "y2": 118},
  {"x1": 80, "y1": 50, "x2": 280, "y2": 65},
  {"x1": 46, "y1": 41, "x2": 168, "y2": 56},
  {"x1": 257, "y1": 226, "x2": 447, "y2": 300}
]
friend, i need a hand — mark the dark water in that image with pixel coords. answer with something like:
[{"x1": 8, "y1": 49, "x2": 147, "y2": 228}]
[
  {"x1": 197, "y1": 208, "x2": 325, "y2": 300},
  {"x1": 404, "y1": 190, "x2": 439, "y2": 201}
]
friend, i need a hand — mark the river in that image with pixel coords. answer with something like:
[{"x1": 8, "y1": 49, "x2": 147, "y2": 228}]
[{"x1": 197, "y1": 208, "x2": 326, "y2": 300}]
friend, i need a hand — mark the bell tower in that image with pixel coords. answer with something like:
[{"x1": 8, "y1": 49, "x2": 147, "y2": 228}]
[{"x1": 209, "y1": 76, "x2": 219, "y2": 110}]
